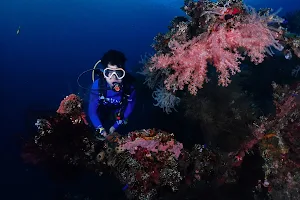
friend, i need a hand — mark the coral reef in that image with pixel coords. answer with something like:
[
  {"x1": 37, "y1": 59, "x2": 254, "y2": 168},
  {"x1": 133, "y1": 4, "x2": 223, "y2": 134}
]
[
  {"x1": 229, "y1": 82, "x2": 300, "y2": 199},
  {"x1": 22, "y1": 80, "x2": 300, "y2": 200},
  {"x1": 22, "y1": 94, "x2": 241, "y2": 200},
  {"x1": 108, "y1": 129, "x2": 184, "y2": 199},
  {"x1": 139, "y1": 0, "x2": 300, "y2": 113}
]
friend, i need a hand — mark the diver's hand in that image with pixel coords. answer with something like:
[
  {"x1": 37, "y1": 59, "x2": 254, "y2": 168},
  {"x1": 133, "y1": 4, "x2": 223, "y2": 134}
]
[
  {"x1": 101, "y1": 131, "x2": 108, "y2": 137},
  {"x1": 109, "y1": 126, "x2": 116, "y2": 135},
  {"x1": 95, "y1": 127, "x2": 107, "y2": 140}
]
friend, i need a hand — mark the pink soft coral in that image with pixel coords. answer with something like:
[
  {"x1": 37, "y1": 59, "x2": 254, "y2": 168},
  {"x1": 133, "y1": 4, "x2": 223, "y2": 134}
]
[
  {"x1": 150, "y1": 14, "x2": 283, "y2": 95},
  {"x1": 121, "y1": 138, "x2": 183, "y2": 159}
]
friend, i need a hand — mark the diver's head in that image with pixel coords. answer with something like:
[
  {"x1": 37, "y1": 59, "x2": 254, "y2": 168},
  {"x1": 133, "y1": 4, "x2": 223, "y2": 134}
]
[{"x1": 100, "y1": 50, "x2": 127, "y2": 88}]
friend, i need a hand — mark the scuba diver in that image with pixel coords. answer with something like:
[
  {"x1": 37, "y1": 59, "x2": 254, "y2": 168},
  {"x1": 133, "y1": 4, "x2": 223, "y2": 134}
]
[{"x1": 88, "y1": 50, "x2": 136, "y2": 140}]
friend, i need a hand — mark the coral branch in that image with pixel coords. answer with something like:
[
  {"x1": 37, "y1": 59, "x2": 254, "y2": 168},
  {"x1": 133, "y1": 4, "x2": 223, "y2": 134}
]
[{"x1": 57, "y1": 94, "x2": 88, "y2": 125}]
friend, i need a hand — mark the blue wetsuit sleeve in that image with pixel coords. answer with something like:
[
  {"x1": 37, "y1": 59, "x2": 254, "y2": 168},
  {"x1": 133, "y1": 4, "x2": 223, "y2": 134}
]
[
  {"x1": 88, "y1": 79, "x2": 102, "y2": 129},
  {"x1": 113, "y1": 87, "x2": 136, "y2": 129}
]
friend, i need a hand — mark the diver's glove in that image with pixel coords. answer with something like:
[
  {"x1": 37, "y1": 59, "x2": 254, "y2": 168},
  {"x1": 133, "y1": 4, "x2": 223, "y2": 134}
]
[
  {"x1": 95, "y1": 126, "x2": 107, "y2": 141},
  {"x1": 109, "y1": 126, "x2": 116, "y2": 135}
]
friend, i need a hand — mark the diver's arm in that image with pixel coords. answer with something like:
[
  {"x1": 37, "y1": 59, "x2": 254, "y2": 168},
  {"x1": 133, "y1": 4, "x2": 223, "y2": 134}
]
[
  {"x1": 113, "y1": 87, "x2": 136, "y2": 129},
  {"x1": 88, "y1": 79, "x2": 103, "y2": 129}
]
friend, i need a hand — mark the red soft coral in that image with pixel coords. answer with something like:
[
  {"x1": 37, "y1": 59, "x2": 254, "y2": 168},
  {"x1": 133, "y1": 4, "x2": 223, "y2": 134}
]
[{"x1": 56, "y1": 94, "x2": 88, "y2": 125}]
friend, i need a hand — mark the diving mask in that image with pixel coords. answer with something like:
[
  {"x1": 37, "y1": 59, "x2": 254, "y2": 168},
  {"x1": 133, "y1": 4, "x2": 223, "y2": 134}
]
[{"x1": 103, "y1": 67, "x2": 125, "y2": 80}]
